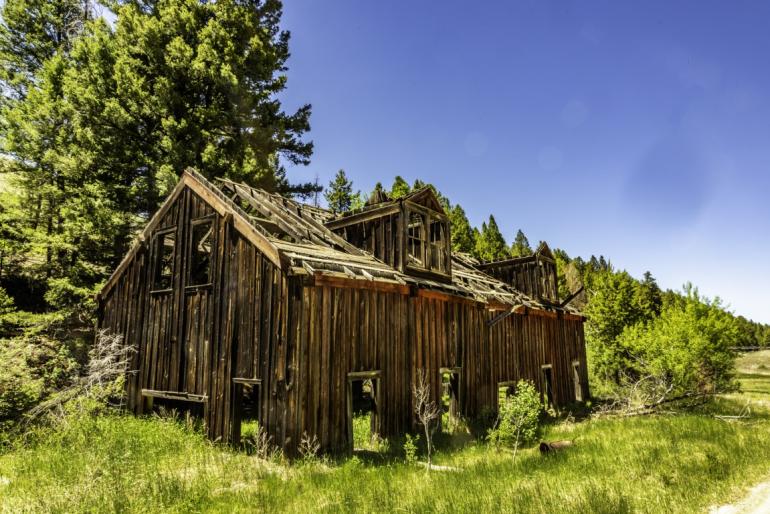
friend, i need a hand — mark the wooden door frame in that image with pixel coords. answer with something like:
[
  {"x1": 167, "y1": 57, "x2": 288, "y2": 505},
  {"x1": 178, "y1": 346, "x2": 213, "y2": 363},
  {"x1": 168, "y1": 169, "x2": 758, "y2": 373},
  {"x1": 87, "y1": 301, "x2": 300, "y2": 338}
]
[
  {"x1": 540, "y1": 364, "x2": 554, "y2": 408},
  {"x1": 346, "y1": 370, "x2": 382, "y2": 453},
  {"x1": 231, "y1": 377, "x2": 262, "y2": 445},
  {"x1": 572, "y1": 360, "x2": 583, "y2": 402},
  {"x1": 439, "y1": 367, "x2": 462, "y2": 430}
]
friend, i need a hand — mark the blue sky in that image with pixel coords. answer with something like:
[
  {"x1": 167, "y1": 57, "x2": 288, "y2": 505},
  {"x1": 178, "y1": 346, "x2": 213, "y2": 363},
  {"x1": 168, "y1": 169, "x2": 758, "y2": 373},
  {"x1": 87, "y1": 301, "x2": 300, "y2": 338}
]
[{"x1": 277, "y1": 1, "x2": 770, "y2": 324}]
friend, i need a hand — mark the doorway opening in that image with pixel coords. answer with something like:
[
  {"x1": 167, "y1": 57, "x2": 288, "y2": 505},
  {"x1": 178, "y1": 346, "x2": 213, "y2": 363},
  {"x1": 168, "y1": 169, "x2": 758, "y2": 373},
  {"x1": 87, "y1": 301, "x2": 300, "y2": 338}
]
[
  {"x1": 140, "y1": 389, "x2": 205, "y2": 427},
  {"x1": 572, "y1": 361, "x2": 583, "y2": 402},
  {"x1": 497, "y1": 381, "x2": 517, "y2": 403},
  {"x1": 440, "y1": 367, "x2": 461, "y2": 432},
  {"x1": 541, "y1": 365, "x2": 554, "y2": 409},
  {"x1": 233, "y1": 378, "x2": 262, "y2": 447},
  {"x1": 347, "y1": 371, "x2": 381, "y2": 453}
]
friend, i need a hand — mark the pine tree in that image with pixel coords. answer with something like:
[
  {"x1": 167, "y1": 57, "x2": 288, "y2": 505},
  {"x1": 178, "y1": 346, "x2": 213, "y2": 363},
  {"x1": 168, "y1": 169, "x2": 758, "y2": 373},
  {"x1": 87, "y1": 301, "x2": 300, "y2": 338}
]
[
  {"x1": 551, "y1": 247, "x2": 571, "y2": 300},
  {"x1": 475, "y1": 215, "x2": 508, "y2": 262},
  {"x1": 324, "y1": 169, "x2": 355, "y2": 214},
  {"x1": 0, "y1": 0, "x2": 102, "y2": 309},
  {"x1": 448, "y1": 204, "x2": 475, "y2": 254},
  {"x1": 638, "y1": 271, "x2": 663, "y2": 317},
  {"x1": 471, "y1": 227, "x2": 481, "y2": 258},
  {"x1": 0, "y1": 181, "x2": 27, "y2": 281},
  {"x1": 0, "y1": 0, "x2": 315, "y2": 310},
  {"x1": 390, "y1": 176, "x2": 410, "y2": 199},
  {"x1": 510, "y1": 229, "x2": 532, "y2": 257},
  {"x1": 64, "y1": 0, "x2": 314, "y2": 214},
  {"x1": 0, "y1": 0, "x2": 88, "y2": 102}
]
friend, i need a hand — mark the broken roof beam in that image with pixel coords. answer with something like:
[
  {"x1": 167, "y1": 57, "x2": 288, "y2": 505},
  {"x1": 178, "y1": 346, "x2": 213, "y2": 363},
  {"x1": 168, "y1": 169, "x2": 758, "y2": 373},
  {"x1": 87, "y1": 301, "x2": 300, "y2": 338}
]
[{"x1": 228, "y1": 181, "x2": 367, "y2": 256}]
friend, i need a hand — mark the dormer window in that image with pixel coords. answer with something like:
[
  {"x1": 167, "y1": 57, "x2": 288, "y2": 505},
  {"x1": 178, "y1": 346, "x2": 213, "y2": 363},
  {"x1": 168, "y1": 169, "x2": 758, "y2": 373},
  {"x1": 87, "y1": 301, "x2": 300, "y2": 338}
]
[
  {"x1": 429, "y1": 219, "x2": 447, "y2": 271},
  {"x1": 407, "y1": 212, "x2": 425, "y2": 266},
  {"x1": 325, "y1": 187, "x2": 452, "y2": 282},
  {"x1": 405, "y1": 205, "x2": 450, "y2": 276}
]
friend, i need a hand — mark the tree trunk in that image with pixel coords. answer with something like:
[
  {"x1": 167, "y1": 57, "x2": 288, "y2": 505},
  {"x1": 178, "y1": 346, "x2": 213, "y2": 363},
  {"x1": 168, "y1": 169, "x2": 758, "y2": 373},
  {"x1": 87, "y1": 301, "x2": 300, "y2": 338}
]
[{"x1": 539, "y1": 440, "x2": 574, "y2": 453}]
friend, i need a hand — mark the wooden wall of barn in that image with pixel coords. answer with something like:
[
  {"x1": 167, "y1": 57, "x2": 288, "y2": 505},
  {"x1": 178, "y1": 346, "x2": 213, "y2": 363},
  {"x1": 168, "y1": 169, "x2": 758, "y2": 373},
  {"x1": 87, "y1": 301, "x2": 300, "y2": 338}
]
[
  {"x1": 332, "y1": 213, "x2": 403, "y2": 272},
  {"x1": 289, "y1": 284, "x2": 587, "y2": 453},
  {"x1": 99, "y1": 185, "x2": 588, "y2": 456},
  {"x1": 482, "y1": 258, "x2": 559, "y2": 302},
  {"x1": 288, "y1": 283, "x2": 411, "y2": 452},
  {"x1": 483, "y1": 311, "x2": 588, "y2": 412},
  {"x1": 98, "y1": 185, "x2": 293, "y2": 449}
]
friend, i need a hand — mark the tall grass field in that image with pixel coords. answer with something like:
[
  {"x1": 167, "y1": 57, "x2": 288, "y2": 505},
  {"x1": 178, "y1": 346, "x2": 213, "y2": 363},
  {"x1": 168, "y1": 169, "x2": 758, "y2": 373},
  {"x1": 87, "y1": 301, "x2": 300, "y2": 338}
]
[{"x1": 1, "y1": 351, "x2": 770, "y2": 513}]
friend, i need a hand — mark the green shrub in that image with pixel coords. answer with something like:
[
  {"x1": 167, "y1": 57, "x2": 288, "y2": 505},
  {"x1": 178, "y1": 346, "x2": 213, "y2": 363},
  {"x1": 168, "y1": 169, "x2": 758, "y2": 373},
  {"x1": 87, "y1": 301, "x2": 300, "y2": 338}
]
[
  {"x1": 0, "y1": 286, "x2": 15, "y2": 333},
  {"x1": 616, "y1": 285, "x2": 739, "y2": 402},
  {"x1": 0, "y1": 335, "x2": 78, "y2": 436},
  {"x1": 0, "y1": 287, "x2": 13, "y2": 315},
  {"x1": 487, "y1": 380, "x2": 542, "y2": 452},
  {"x1": 403, "y1": 433, "x2": 419, "y2": 464}
]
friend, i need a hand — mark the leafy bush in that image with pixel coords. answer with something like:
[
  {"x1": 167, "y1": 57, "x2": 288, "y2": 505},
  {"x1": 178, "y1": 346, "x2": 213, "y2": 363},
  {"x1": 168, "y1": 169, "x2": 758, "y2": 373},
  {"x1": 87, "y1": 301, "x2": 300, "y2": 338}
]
[
  {"x1": 488, "y1": 380, "x2": 542, "y2": 453},
  {"x1": 616, "y1": 285, "x2": 738, "y2": 404},
  {"x1": 585, "y1": 270, "x2": 661, "y2": 386},
  {"x1": 0, "y1": 286, "x2": 13, "y2": 315},
  {"x1": 403, "y1": 433, "x2": 419, "y2": 464},
  {"x1": 0, "y1": 286, "x2": 15, "y2": 332},
  {"x1": 0, "y1": 334, "x2": 78, "y2": 436}
]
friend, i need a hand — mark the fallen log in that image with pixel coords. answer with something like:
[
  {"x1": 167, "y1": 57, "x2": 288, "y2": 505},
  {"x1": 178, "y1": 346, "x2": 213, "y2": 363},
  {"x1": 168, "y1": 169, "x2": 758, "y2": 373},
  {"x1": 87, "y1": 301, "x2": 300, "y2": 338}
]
[{"x1": 539, "y1": 440, "x2": 574, "y2": 454}]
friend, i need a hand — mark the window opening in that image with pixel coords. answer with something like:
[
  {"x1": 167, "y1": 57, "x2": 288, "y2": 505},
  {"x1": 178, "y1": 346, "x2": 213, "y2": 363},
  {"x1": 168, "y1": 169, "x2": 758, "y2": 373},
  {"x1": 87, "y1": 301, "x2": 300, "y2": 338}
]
[
  {"x1": 429, "y1": 220, "x2": 447, "y2": 272},
  {"x1": 440, "y1": 368, "x2": 460, "y2": 433},
  {"x1": 189, "y1": 219, "x2": 213, "y2": 286},
  {"x1": 407, "y1": 211, "x2": 425, "y2": 267},
  {"x1": 153, "y1": 229, "x2": 176, "y2": 290}
]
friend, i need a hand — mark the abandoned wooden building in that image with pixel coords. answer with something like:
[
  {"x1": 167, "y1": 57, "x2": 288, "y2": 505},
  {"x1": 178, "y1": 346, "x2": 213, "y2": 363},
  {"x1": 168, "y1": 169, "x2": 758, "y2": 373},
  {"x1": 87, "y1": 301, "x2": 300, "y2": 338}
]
[{"x1": 97, "y1": 169, "x2": 588, "y2": 454}]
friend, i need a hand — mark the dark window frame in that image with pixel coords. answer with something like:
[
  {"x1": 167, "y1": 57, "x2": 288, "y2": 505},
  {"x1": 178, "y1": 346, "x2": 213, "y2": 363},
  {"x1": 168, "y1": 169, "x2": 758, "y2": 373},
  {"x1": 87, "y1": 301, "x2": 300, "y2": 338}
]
[
  {"x1": 186, "y1": 215, "x2": 216, "y2": 289},
  {"x1": 151, "y1": 227, "x2": 177, "y2": 293},
  {"x1": 406, "y1": 210, "x2": 426, "y2": 267},
  {"x1": 405, "y1": 203, "x2": 450, "y2": 276}
]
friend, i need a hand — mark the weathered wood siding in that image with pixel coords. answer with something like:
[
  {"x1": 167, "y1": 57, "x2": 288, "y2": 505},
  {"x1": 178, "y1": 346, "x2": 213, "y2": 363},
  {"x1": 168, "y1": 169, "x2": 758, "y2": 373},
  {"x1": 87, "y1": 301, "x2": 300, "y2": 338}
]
[
  {"x1": 289, "y1": 285, "x2": 410, "y2": 452},
  {"x1": 100, "y1": 184, "x2": 588, "y2": 456},
  {"x1": 482, "y1": 257, "x2": 559, "y2": 302},
  {"x1": 332, "y1": 213, "x2": 403, "y2": 271},
  {"x1": 288, "y1": 285, "x2": 587, "y2": 453},
  {"x1": 485, "y1": 312, "x2": 588, "y2": 410},
  {"x1": 98, "y1": 185, "x2": 293, "y2": 448}
]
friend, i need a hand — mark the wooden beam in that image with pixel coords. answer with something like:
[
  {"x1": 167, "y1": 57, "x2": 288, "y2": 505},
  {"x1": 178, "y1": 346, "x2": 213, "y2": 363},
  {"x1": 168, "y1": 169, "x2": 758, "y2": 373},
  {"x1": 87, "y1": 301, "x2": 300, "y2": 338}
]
[
  {"x1": 347, "y1": 370, "x2": 382, "y2": 380},
  {"x1": 183, "y1": 173, "x2": 284, "y2": 269},
  {"x1": 313, "y1": 273, "x2": 410, "y2": 295},
  {"x1": 416, "y1": 288, "x2": 477, "y2": 306},
  {"x1": 141, "y1": 389, "x2": 207, "y2": 403},
  {"x1": 403, "y1": 199, "x2": 449, "y2": 221},
  {"x1": 232, "y1": 378, "x2": 262, "y2": 385},
  {"x1": 324, "y1": 204, "x2": 401, "y2": 230}
]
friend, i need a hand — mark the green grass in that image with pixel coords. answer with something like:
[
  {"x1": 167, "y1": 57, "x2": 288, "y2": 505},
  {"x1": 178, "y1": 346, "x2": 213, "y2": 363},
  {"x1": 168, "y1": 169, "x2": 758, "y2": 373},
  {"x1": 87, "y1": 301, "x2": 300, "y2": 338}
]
[
  {"x1": 723, "y1": 350, "x2": 770, "y2": 408},
  {"x1": 2, "y1": 352, "x2": 770, "y2": 513},
  {"x1": 2, "y1": 409, "x2": 770, "y2": 513}
]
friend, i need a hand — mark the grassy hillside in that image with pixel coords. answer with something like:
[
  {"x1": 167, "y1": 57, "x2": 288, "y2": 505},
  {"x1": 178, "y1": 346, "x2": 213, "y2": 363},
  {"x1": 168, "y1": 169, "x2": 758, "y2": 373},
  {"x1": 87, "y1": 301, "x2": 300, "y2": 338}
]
[{"x1": 1, "y1": 353, "x2": 770, "y2": 513}]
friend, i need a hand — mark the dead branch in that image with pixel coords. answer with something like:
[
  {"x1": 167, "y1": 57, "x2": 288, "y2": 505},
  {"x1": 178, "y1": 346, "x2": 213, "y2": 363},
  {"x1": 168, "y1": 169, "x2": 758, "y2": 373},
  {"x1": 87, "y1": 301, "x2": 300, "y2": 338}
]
[
  {"x1": 413, "y1": 369, "x2": 441, "y2": 469},
  {"x1": 25, "y1": 330, "x2": 136, "y2": 423}
]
